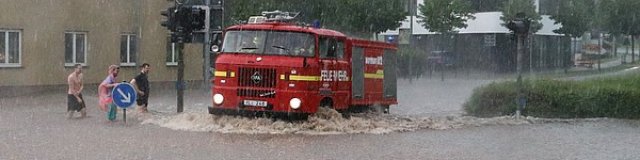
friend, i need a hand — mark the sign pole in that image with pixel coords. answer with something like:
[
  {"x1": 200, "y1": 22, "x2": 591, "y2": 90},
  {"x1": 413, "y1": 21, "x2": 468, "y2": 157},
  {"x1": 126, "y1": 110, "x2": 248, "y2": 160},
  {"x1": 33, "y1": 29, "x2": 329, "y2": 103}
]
[
  {"x1": 111, "y1": 82, "x2": 137, "y2": 125},
  {"x1": 123, "y1": 109, "x2": 127, "y2": 124}
]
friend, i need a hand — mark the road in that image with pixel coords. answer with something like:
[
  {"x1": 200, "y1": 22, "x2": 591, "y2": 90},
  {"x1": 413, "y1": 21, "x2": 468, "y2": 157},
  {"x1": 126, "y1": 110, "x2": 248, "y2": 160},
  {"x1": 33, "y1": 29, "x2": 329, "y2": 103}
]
[{"x1": 1, "y1": 75, "x2": 640, "y2": 159}]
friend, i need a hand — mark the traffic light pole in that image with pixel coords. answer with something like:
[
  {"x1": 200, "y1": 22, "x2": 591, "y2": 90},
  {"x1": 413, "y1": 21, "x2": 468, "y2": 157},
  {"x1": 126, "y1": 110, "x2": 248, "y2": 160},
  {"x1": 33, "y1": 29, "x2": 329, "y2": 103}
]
[
  {"x1": 162, "y1": 1, "x2": 207, "y2": 113},
  {"x1": 516, "y1": 33, "x2": 525, "y2": 119},
  {"x1": 177, "y1": 42, "x2": 185, "y2": 113},
  {"x1": 506, "y1": 13, "x2": 529, "y2": 119}
]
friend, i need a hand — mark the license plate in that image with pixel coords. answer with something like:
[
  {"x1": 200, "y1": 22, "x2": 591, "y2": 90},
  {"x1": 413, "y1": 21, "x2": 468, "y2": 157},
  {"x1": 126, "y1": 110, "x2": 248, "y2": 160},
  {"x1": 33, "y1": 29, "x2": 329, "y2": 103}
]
[{"x1": 243, "y1": 100, "x2": 268, "y2": 107}]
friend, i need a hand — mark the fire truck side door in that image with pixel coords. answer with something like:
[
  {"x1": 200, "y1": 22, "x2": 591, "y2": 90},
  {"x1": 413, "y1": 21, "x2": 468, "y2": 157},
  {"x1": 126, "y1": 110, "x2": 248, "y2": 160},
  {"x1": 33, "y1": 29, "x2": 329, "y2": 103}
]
[{"x1": 318, "y1": 37, "x2": 346, "y2": 107}]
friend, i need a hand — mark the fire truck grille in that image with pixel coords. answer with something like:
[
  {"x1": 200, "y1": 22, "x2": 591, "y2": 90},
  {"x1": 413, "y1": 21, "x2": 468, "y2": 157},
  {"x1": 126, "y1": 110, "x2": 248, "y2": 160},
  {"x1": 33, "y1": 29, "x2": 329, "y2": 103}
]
[
  {"x1": 237, "y1": 89, "x2": 276, "y2": 98},
  {"x1": 238, "y1": 67, "x2": 277, "y2": 88}
]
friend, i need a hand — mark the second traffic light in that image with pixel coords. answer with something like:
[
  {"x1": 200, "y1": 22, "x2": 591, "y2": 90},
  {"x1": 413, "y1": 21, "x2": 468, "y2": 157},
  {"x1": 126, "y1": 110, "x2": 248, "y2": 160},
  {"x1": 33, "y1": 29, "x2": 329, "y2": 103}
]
[
  {"x1": 162, "y1": 6, "x2": 206, "y2": 33},
  {"x1": 187, "y1": 7, "x2": 206, "y2": 31},
  {"x1": 161, "y1": 5, "x2": 206, "y2": 43},
  {"x1": 161, "y1": 6, "x2": 177, "y2": 32}
]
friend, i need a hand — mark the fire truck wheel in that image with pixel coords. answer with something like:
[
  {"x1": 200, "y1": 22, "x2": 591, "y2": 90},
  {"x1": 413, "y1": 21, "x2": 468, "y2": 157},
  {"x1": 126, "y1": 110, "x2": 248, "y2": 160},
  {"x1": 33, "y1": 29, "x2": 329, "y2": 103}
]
[
  {"x1": 383, "y1": 105, "x2": 390, "y2": 114},
  {"x1": 371, "y1": 104, "x2": 390, "y2": 114}
]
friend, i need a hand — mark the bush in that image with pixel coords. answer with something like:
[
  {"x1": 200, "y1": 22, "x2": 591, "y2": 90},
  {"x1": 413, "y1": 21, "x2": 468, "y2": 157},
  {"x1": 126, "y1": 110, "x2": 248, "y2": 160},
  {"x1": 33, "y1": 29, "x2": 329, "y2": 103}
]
[{"x1": 464, "y1": 74, "x2": 640, "y2": 119}]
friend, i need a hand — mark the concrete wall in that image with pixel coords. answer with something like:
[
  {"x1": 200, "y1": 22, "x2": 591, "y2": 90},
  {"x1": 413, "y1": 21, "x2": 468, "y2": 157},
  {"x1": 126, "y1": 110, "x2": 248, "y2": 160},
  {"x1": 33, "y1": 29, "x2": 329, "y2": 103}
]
[{"x1": 0, "y1": 0, "x2": 205, "y2": 87}]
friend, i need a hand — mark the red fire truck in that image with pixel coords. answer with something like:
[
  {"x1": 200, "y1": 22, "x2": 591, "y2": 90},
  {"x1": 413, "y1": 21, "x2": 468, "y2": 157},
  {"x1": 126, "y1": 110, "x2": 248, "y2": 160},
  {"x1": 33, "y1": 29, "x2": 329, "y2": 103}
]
[{"x1": 209, "y1": 11, "x2": 398, "y2": 117}]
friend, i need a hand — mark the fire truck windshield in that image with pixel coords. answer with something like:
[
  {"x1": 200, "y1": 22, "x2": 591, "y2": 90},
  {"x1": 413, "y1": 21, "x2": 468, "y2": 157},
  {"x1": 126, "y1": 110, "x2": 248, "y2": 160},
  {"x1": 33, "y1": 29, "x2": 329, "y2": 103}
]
[{"x1": 222, "y1": 30, "x2": 315, "y2": 57}]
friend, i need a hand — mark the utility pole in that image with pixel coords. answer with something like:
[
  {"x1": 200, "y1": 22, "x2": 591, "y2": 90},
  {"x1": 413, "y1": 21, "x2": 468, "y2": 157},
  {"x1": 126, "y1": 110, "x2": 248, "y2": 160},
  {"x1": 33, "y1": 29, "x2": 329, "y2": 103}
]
[
  {"x1": 203, "y1": 0, "x2": 211, "y2": 90},
  {"x1": 632, "y1": 36, "x2": 636, "y2": 63},
  {"x1": 598, "y1": 32, "x2": 602, "y2": 71},
  {"x1": 409, "y1": 0, "x2": 414, "y2": 82}
]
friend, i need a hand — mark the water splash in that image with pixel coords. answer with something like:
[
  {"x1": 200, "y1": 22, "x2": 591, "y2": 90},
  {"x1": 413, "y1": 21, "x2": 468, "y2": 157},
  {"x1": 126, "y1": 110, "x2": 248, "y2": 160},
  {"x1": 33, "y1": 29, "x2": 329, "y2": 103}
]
[{"x1": 140, "y1": 108, "x2": 545, "y2": 135}]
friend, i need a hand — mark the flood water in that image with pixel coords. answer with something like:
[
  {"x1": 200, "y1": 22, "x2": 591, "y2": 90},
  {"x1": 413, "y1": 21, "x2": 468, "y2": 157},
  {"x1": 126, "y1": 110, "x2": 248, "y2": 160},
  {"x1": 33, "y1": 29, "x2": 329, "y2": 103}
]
[
  {"x1": 2, "y1": 77, "x2": 640, "y2": 159},
  {"x1": 137, "y1": 77, "x2": 525, "y2": 135}
]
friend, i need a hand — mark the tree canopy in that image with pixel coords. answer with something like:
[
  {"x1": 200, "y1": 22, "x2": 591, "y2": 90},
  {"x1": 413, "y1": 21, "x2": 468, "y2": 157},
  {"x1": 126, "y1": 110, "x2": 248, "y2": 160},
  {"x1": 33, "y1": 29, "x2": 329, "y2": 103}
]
[
  {"x1": 224, "y1": 0, "x2": 407, "y2": 38},
  {"x1": 417, "y1": 0, "x2": 475, "y2": 34},
  {"x1": 550, "y1": 0, "x2": 594, "y2": 38},
  {"x1": 600, "y1": 0, "x2": 640, "y2": 36}
]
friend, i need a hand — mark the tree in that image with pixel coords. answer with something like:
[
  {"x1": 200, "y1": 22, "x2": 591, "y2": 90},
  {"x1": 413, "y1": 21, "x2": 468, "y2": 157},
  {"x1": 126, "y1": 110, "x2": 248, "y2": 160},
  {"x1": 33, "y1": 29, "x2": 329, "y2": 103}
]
[
  {"x1": 600, "y1": 0, "x2": 640, "y2": 63},
  {"x1": 224, "y1": 0, "x2": 407, "y2": 39},
  {"x1": 323, "y1": 0, "x2": 406, "y2": 38},
  {"x1": 417, "y1": 0, "x2": 475, "y2": 35},
  {"x1": 551, "y1": 0, "x2": 593, "y2": 39},
  {"x1": 499, "y1": 0, "x2": 542, "y2": 33},
  {"x1": 417, "y1": 0, "x2": 475, "y2": 49},
  {"x1": 550, "y1": 0, "x2": 594, "y2": 70},
  {"x1": 416, "y1": 0, "x2": 474, "y2": 80}
]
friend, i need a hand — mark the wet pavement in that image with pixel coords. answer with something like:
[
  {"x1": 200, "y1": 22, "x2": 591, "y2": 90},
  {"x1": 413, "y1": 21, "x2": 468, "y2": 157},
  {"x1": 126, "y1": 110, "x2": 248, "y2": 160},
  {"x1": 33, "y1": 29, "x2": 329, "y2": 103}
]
[{"x1": 1, "y1": 76, "x2": 640, "y2": 159}]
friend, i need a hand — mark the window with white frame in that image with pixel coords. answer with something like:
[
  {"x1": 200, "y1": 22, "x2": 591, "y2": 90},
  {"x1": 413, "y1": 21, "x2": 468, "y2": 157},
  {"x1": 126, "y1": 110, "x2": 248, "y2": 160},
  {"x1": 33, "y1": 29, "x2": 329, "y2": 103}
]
[
  {"x1": 166, "y1": 36, "x2": 177, "y2": 66},
  {"x1": 0, "y1": 30, "x2": 22, "y2": 67},
  {"x1": 120, "y1": 34, "x2": 137, "y2": 66},
  {"x1": 65, "y1": 32, "x2": 87, "y2": 66}
]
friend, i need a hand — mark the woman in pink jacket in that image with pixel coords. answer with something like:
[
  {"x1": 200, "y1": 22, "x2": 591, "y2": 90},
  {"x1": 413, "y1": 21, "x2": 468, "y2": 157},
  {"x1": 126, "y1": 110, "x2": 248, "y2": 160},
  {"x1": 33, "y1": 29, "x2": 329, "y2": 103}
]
[{"x1": 98, "y1": 65, "x2": 119, "y2": 120}]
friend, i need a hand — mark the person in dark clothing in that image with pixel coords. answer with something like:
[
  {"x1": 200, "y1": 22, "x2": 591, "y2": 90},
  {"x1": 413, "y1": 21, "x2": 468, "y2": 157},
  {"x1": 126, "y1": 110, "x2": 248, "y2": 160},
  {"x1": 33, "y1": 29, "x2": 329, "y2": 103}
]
[{"x1": 131, "y1": 63, "x2": 151, "y2": 113}]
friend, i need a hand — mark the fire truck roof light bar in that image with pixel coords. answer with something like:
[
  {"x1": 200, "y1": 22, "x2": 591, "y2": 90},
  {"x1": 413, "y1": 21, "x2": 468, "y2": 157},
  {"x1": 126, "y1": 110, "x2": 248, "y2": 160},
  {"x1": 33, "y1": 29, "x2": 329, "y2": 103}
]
[{"x1": 261, "y1": 10, "x2": 299, "y2": 22}]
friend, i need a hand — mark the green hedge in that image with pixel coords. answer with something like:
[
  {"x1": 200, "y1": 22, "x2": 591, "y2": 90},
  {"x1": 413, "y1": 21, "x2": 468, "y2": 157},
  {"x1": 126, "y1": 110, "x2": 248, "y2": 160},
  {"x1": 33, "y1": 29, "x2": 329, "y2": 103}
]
[{"x1": 464, "y1": 74, "x2": 640, "y2": 119}]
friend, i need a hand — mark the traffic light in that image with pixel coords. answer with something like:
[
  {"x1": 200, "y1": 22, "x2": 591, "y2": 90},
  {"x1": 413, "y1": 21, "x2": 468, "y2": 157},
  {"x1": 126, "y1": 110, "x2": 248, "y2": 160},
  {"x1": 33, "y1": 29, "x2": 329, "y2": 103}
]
[
  {"x1": 171, "y1": 6, "x2": 205, "y2": 33},
  {"x1": 506, "y1": 19, "x2": 530, "y2": 34},
  {"x1": 161, "y1": 6, "x2": 177, "y2": 32},
  {"x1": 174, "y1": 6, "x2": 191, "y2": 33},
  {"x1": 189, "y1": 7, "x2": 206, "y2": 31},
  {"x1": 506, "y1": 12, "x2": 530, "y2": 34},
  {"x1": 210, "y1": 5, "x2": 224, "y2": 31},
  {"x1": 162, "y1": 5, "x2": 205, "y2": 43}
]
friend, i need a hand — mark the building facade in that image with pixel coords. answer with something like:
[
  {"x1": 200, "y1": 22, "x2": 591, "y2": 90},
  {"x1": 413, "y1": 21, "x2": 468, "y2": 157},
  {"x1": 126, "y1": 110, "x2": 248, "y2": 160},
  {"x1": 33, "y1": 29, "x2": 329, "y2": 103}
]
[
  {"x1": 383, "y1": 0, "x2": 571, "y2": 73},
  {"x1": 0, "y1": 0, "x2": 207, "y2": 88}
]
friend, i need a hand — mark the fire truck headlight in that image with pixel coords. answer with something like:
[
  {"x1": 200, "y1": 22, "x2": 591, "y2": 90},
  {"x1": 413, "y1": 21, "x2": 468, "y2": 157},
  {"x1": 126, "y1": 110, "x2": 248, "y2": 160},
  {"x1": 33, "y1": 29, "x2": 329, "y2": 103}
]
[
  {"x1": 213, "y1": 94, "x2": 224, "y2": 105},
  {"x1": 289, "y1": 98, "x2": 301, "y2": 109}
]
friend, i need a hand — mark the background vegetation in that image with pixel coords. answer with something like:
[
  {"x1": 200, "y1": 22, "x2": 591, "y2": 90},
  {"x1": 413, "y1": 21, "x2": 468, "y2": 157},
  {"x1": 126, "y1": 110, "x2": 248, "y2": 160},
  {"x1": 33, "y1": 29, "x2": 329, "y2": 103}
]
[
  {"x1": 464, "y1": 74, "x2": 640, "y2": 119},
  {"x1": 224, "y1": 0, "x2": 407, "y2": 39}
]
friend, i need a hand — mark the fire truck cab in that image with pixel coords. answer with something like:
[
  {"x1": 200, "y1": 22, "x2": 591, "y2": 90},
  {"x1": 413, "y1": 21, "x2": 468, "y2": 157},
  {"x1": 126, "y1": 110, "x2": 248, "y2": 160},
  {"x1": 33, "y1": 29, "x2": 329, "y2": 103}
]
[{"x1": 209, "y1": 11, "x2": 398, "y2": 117}]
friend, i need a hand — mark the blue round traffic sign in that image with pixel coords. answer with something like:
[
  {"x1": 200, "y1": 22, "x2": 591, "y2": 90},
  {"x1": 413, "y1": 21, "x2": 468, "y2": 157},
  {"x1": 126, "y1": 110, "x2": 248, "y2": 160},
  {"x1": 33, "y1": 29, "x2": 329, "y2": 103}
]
[{"x1": 111, "y1": 83, "x2": 137, "y2": 108}]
